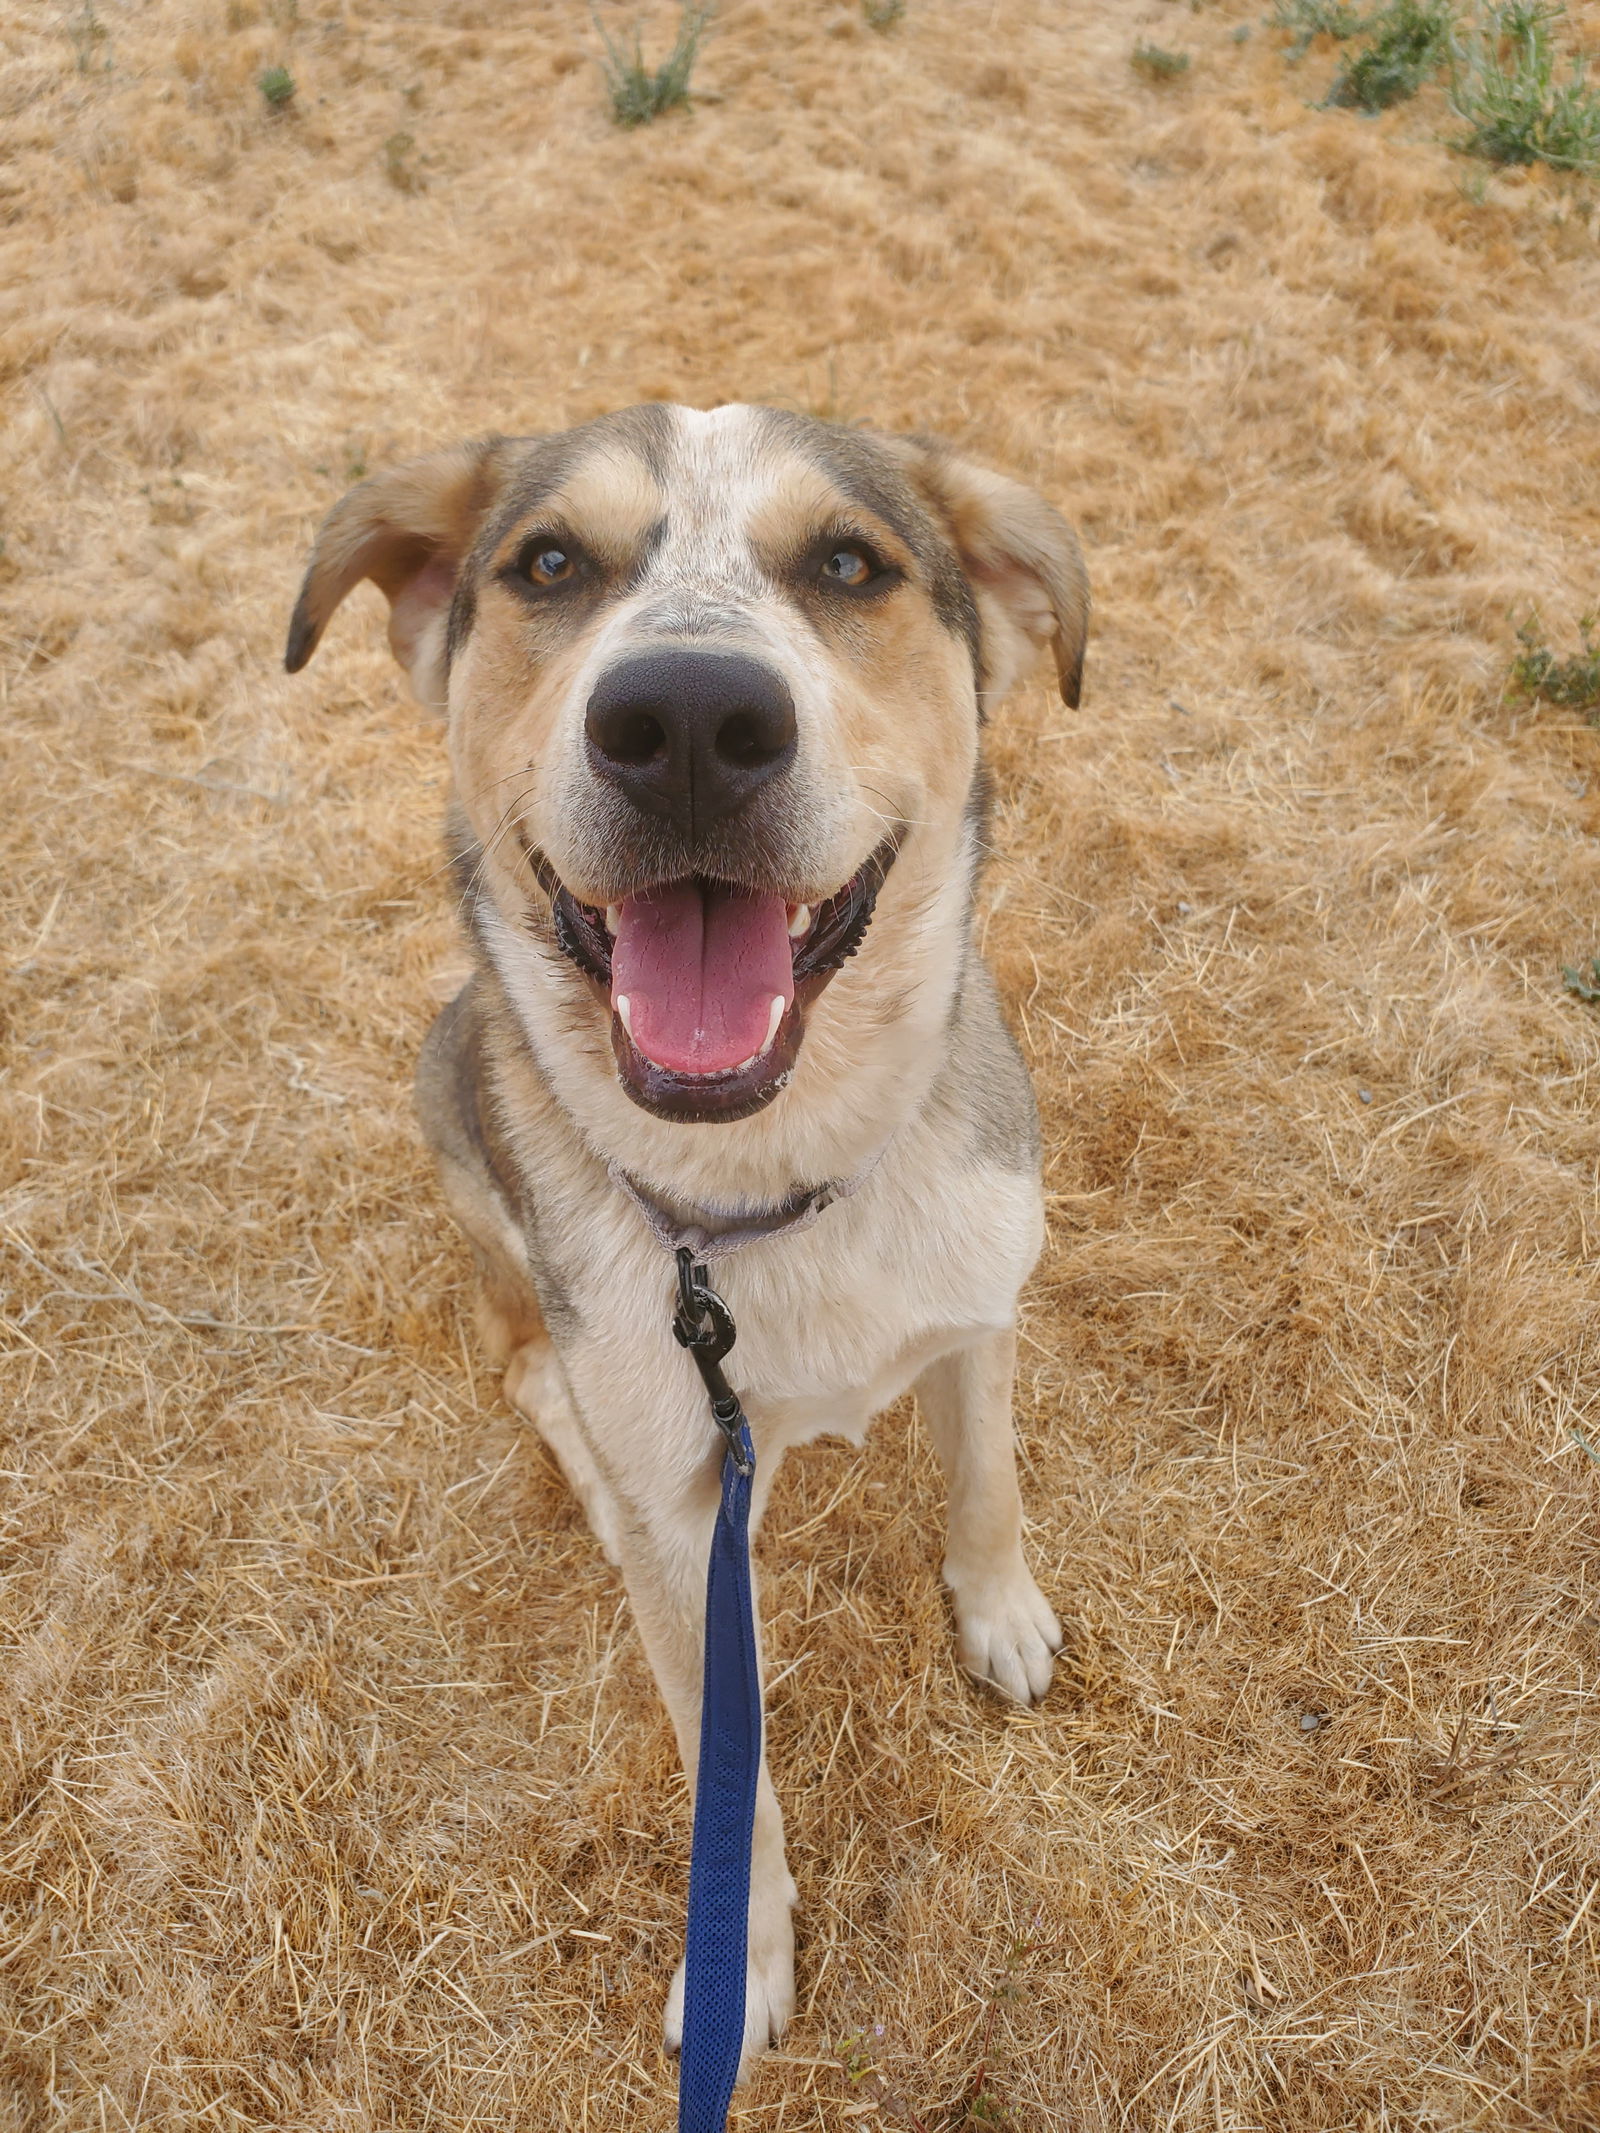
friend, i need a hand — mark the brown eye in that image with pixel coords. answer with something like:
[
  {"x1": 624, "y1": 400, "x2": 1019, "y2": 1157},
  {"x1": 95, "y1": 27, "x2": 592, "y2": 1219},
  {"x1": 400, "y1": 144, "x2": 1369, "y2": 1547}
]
[
  {"x1": 525, "y1": 544, "x2": 573, "y2": 585},
  {"x1": 821, "y1": 545, "x2": 876, "y2": 588}
]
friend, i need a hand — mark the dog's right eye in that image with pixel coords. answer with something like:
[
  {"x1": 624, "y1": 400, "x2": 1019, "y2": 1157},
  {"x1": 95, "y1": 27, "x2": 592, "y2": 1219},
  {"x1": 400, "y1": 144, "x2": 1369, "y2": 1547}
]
[{"x1": 513, "y1": 538, "x2": 582, "y2": 589}]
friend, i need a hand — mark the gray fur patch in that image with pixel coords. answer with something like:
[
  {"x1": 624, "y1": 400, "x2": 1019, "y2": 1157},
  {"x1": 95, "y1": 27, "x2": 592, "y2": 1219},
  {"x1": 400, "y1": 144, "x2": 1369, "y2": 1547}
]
[
  {"x1": 415, "y1": 973, "x2": 578, "y2": 1337},
  {"x1": 931, "y1": 947, "x2": 1041, "y2": 1173}
]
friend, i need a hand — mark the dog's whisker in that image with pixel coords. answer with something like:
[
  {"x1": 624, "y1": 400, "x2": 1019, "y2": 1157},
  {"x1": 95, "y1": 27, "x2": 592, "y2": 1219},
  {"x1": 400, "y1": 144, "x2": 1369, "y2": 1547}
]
[{"x1": 416, "y1": 777, "x2": 541, "y2": 895}]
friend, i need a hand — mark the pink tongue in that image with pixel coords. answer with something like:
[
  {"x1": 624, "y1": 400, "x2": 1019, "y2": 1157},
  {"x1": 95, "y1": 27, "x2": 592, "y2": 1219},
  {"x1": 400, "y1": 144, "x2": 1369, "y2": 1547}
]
[{"x1": 611, "y1": 882, "x2": 794, "y2": 1076}]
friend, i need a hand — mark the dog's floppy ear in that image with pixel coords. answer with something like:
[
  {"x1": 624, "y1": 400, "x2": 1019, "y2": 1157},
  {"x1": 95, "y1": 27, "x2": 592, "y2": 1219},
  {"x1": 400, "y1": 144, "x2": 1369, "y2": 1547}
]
[
  {"x1": 284, "y1": 437, "x2": 508, "y2": 713},
  {"x1": 884, "y1": 435, "x2": 1089, "y2": 709}
]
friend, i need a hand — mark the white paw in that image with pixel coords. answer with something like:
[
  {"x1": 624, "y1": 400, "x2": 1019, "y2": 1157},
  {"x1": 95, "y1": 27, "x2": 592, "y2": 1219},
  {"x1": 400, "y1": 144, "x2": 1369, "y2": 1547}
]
[
  {"x1": 663, "y1": 1888, "x2": 796, "y2": 2082},
  {"x1": 949, "y1": 1565, "x2": 1062, "y2": 1705}
]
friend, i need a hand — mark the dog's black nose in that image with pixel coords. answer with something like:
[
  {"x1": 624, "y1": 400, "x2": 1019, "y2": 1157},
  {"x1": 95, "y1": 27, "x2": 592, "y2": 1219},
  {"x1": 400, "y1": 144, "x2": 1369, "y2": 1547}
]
[{"x1": 585, "y1": 650, "x2": 797, "y2": 838}]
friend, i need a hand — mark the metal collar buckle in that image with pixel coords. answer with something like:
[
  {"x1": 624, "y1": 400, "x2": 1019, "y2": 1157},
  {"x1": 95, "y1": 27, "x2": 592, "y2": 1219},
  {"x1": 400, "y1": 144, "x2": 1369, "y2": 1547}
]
[{"x1": 671, "y1": 1247, "x2": 754, "y2": 1476}]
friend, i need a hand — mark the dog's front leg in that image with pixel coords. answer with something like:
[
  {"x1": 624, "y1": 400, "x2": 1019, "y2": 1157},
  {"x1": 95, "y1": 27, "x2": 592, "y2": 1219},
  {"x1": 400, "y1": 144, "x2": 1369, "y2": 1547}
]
[
  {"x1": 607, "y1": 1461, "x2": 797, "y2": 2079},
  {"x1": 917, "y1": 1328, "x2": 1062, "y2": 1705}
]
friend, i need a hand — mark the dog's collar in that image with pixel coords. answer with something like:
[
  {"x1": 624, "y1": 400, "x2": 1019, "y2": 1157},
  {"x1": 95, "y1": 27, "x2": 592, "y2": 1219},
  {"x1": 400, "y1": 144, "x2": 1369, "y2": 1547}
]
[{"x1": 608, "y1": 1145, "x2": 888, "y2": 1263}]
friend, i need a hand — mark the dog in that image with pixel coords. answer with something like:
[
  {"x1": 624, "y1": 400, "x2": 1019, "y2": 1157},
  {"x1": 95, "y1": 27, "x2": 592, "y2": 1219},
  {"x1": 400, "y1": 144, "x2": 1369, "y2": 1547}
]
[{"x1": 286, "y1": 403, "x2": 1088, "y2": 2074}]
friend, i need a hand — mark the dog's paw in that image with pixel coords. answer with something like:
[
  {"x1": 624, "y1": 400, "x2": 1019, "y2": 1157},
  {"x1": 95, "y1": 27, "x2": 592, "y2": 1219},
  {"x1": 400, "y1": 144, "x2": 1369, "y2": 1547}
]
[
  {"x1": 950, "y1": 1566, "x2": 1062, "y2": 1705},
  {"x1": 663, "y1": 1895, "x2": 796, "y2": 2081}
]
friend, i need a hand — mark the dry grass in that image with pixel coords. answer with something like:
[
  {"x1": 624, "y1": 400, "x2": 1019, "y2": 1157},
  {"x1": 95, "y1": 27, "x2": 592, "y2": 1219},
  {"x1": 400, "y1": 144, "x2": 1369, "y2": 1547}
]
[{"x1": 4, "y1": 1, "x2": 1600, "y2": 2126}]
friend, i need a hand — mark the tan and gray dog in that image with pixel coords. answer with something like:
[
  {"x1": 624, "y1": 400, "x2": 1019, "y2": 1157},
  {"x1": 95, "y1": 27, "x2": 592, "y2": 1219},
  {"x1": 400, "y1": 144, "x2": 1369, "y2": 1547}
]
[{"x1": 287, "y1": 403, "x2": 1088, "y2": 2074}]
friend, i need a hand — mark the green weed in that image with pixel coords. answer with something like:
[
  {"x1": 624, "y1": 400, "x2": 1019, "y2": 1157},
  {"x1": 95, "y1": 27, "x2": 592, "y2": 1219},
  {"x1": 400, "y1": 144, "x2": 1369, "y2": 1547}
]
[
  {"x1": 69, "y1": 3, "x2": 111, "y2": 74},
  {"x1": 1510, "y1": 612, "x2": 1600, "y2": 713},
  {"x1": 1330, "y1": 0, "x2": 1453, "y2": 106},
  {"x1": 593, "y1": 5, "x2": 711, "y2": 128},
  {"x1": 1133, "y1": 41, "x2": 1192, "y2": 78},
  {"x1": 863, "y1": 0, "x2": 905, "y2": 28},
  {"x1": 1273, "y1": 0, "x2": 1600, "y2": 171},
  {"x1": 1271, "y1": 0, "x2": 1368, "y2": 60},
  {"x1": 828, "y1": 2025, "x2": 931, "y2": 2131},
  {"x1": 257, "y1": 64, "x2": 296, "y2": 109},
  {"x1": 1450, "y1": 1, "x2": 1600, "y2": 170},
  {"x1": 1562, "y1": 955, "x2": 1600, "y2": 1003},
  {"x1": 383, "y1": 130, "x2": 423, "y2": 191}
]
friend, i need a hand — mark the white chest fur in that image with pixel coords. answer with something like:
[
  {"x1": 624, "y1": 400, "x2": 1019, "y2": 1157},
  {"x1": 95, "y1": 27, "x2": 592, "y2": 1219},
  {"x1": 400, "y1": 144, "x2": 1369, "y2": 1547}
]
[{"x1": 557, "y1": 1146, "x2": 1043, "y2": 1477}]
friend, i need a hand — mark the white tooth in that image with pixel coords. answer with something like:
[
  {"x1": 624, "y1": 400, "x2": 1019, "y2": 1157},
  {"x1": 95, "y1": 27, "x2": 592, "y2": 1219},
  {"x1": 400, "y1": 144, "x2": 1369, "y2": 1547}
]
[
  {"x1": 762, "y1": 994, "x2": 785, "y2": 1054},
  {"x1": 787, "y1": 903, "x2": 812, "y2": 939},
  {"x1": 615, "y1": 994, "x2": 634, "y2": 1041},
  {"x1": 605, "y1": 904, "x2": 622, "y2": 934}
]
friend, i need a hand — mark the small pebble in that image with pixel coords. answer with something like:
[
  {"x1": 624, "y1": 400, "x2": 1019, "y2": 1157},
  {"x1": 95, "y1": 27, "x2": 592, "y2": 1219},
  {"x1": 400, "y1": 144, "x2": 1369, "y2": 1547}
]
[
  {"x1": 1358, "y1": 1088, "x2": 1373, "y2": 1104},
  {"x1": 1299, "y1": 1712, "x2": 1322, "y2": 1732}
]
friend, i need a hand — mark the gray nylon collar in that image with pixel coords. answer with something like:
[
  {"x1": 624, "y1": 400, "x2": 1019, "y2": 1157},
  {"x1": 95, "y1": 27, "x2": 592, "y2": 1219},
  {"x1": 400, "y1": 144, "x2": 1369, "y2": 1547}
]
[{"x1": 608, "y1": 1142, "x2": 887, "y2": 1263}]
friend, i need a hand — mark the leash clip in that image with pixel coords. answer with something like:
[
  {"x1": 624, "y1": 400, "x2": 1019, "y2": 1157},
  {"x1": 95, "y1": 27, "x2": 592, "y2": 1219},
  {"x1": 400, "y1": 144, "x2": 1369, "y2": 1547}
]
[{"x1": 672, "y1": 1248, "x2": 754, "y2": 1477}]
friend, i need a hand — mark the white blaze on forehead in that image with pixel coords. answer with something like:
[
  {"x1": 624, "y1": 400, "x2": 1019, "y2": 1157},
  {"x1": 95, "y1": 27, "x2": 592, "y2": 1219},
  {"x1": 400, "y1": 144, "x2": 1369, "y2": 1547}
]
[{"x1": 640, "y1": 404, "x2": 786, "y2": 609}]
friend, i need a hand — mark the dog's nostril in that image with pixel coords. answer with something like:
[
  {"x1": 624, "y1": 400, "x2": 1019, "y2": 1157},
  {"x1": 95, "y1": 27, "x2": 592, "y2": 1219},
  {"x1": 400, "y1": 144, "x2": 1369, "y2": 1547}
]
[
  {"x1": 598, "y1": 710, "x2": 667, "y2": 766},
  {"x1": 716, "y1": 709, "x2": 786, "y2": 768}
]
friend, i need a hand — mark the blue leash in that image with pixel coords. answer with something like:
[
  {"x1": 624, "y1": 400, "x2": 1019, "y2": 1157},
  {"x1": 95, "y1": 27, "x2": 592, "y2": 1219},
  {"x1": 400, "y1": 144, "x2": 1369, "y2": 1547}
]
[{"x1": 671, "y1": 1248, "x2": 762, "y2": 2133}]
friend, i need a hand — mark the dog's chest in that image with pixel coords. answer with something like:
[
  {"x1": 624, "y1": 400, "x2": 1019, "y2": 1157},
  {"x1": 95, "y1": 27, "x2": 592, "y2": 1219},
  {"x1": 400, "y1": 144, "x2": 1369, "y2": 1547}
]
[
  {"x1": 679, "y1": 1163, "x2": 1042, "y2": 1447},
  {"x1": 545, "y1": 1141, "x2": 1041, "y2": 1472},
  {"x1": 754, "y1": 1328, "x2": 963, "y2": 1450}
]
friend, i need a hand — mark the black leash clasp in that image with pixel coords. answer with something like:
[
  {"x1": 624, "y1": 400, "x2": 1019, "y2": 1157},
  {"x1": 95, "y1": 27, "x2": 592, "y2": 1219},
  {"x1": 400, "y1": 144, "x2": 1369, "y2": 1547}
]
[{"x1": 672, "y1": 1247, "x2": 754, "y2": 1476}]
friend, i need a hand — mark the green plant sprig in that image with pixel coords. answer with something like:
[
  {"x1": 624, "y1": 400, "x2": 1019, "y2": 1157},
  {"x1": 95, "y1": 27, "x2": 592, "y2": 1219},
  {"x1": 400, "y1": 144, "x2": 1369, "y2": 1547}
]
[
  {"x1": 593, "y1": 4, "x2": 711, "y2": 128},
  {"x1": 1510, "y1": 612, "x2": 1600, "y2": 714}
]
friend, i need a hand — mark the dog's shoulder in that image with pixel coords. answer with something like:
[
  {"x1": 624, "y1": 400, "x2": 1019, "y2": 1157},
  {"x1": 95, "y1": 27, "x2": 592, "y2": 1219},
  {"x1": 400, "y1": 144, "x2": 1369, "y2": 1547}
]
[
  {"x1": 926, "y1": 945, "x2": 1041, "y2": 1176},
  {"x1": 416, "y1": 967, "x2": 593, "y2": 1341},
  {"x1": 414, "y1": 966, "x2": 532, "y2": 1220}
]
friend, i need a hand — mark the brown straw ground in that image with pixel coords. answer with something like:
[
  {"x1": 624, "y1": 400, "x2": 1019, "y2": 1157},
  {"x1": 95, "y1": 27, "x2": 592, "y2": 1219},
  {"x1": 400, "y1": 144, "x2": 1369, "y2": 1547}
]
[{"x1": 4, "y1": 1, "x2": 1600, "y2": 2126}]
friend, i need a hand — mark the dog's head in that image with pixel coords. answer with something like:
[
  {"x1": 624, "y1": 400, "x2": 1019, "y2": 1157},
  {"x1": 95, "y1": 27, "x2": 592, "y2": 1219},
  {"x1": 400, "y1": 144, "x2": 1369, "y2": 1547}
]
[{"x1": 287, "y1": 405, "x2": 1086, "y2": 1130}]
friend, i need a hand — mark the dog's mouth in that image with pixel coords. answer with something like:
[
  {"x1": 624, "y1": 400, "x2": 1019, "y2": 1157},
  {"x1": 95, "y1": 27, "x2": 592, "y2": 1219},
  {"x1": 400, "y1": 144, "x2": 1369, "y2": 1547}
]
[{"x1": 535, "y1": 839, "x2": 900, "y2": 1123}]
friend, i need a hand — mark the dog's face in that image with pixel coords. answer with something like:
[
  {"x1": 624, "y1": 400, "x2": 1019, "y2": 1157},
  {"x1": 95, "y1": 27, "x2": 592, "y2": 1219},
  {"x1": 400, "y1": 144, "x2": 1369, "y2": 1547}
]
[{"x1": 288, "y1": 405, "x2": 1086, "y2": 1127}]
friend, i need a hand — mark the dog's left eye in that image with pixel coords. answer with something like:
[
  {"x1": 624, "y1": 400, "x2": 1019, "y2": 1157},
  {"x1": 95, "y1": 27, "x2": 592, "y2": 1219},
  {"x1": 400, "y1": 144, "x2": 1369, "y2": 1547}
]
[
  {"x1": 518, "y1": 541, "x2": 577, "y2": 586},
  {"x1": 820, "y1": 544, "x2": 878, "y2": 589}
]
